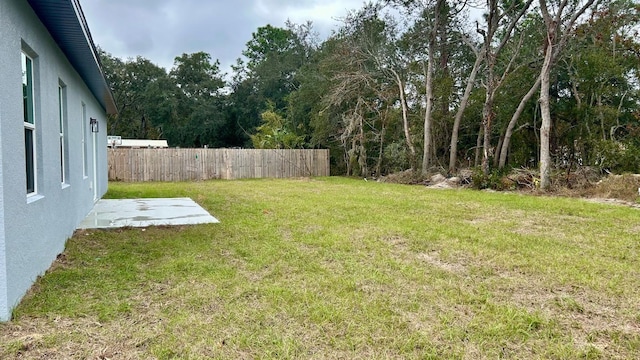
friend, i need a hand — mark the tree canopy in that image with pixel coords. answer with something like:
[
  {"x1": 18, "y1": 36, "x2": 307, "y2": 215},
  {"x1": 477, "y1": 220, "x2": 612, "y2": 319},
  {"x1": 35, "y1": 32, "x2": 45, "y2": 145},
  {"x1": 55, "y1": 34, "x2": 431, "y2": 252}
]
[{"x1": 100, "y1": 0, "x2": 640, "y2": 180}]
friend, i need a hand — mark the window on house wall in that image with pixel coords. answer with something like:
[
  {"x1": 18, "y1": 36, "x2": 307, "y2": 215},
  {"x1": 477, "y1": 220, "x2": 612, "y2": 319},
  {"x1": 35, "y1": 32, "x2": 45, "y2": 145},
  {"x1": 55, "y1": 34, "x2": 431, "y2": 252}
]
[
  {"x1": 22, "y1": 52, "x2": 36, "y2": 195},
  {"x1": 59, "y1": 83, "x2": 68, "y2": 185},
  {"x1": 82, "y1": 103, "x2": 88, "y2": 177}
]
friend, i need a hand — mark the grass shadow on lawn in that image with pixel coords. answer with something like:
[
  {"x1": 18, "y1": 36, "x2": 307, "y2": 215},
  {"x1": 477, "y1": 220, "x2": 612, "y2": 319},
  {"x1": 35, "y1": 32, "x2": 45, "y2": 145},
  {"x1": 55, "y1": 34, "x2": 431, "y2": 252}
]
[{"x1": 1, "y1": 177, "x2": 639, "y2": 359}]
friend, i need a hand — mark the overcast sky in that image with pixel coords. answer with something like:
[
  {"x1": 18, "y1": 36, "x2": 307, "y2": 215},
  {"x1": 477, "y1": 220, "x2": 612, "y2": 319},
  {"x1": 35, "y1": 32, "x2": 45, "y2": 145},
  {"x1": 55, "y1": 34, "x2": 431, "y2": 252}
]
[{"x1": 81, "y1": 0, "x2": 366, "y2": 74}]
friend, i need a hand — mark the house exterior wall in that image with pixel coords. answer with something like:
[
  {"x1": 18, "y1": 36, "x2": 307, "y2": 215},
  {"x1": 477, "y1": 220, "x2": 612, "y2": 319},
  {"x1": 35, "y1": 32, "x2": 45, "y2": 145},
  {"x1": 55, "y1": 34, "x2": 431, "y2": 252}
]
[
  {"x1": 0, "y1": 97, "x2": 6, "y2": 320},
  {"x1": 0, "y1": 0, "x2": 108, "y2": 321}
]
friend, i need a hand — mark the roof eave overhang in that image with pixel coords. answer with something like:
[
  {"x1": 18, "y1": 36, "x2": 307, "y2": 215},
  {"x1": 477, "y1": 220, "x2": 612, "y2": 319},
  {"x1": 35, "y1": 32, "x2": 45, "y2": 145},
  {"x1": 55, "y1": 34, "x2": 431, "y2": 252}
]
[{"x1": 26, "y1": 0, "x2": 117, "y2": 114}]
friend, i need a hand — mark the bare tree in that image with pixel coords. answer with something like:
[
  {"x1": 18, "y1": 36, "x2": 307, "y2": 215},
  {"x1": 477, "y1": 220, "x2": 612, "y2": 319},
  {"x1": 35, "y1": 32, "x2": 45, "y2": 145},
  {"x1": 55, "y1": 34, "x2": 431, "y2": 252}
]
[
  {"x1": 389, "y1": 68, "x2": 418, "y2": 166},
  {"x1": 478, "y1": 0, "x2": 534, "y2": 175},
  {"x1": 498, "y1": 76, "x2": 541, "y2": 168},
  {"x1": 448, "y1": 36, "x2": 484, "y2": 174},
  {"x1": 421, "y1": 0, "x2": 446, "y2": 174},
  {"x1": 538, "y1": 0, "x2": 600, "y2": 189}
]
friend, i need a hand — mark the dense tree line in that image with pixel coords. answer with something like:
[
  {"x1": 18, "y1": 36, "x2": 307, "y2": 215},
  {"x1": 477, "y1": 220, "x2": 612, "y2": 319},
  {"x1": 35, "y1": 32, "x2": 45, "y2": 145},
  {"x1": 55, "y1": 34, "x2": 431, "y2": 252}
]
[{"x1": 101, "y1": 0, "x2": 640, "y2": 186}]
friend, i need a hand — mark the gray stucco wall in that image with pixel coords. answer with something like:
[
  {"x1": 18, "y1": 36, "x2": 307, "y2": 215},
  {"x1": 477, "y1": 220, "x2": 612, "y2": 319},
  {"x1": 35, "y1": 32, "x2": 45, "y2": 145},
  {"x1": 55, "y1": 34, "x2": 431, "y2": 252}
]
[
  {"x1": 0, "y1": 86, "x2": 6, "y2": 320},
  {"x1": 0, "y1": 0, "x2": 108, "y2": 321}
]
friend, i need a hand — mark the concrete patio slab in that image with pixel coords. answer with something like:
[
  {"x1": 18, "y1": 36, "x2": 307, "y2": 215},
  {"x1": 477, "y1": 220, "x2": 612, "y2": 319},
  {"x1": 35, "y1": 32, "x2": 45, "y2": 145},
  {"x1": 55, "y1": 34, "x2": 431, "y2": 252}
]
[{"x1": 78, "y1": 198, "x2": 219, "y2": 229}]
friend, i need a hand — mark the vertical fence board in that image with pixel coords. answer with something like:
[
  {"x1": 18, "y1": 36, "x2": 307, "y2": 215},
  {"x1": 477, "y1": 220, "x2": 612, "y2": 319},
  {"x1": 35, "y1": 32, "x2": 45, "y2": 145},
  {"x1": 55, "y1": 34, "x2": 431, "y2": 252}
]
[
  {"x1": 108, "y1": 148, "x2": 330, "y2": 181},
  {"x1": 114, "y1": 148, "x2": 327, "y2": 181}
]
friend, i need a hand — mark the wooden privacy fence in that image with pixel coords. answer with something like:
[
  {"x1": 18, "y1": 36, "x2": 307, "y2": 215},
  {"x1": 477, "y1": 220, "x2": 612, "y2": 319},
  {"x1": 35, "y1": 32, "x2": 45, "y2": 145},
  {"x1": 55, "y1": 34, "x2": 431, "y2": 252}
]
[{"x1": 108, "y1": 148, "x2": 330, "y2": 182}]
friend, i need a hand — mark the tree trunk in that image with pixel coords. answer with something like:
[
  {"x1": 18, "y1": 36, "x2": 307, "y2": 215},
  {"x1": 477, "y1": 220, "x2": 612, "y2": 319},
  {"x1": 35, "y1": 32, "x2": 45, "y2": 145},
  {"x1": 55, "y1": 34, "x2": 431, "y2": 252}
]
[
  {"x1": 422, "y1": 59, "x2": 434, "y2": 174},
  {"x1": 498, "y1": 76, "x2": 541, "y2": 168},
  {"x1": 539, "y1": 38, "x2": 554, "y2": 190},
  {"x1": 597, "y1": 94, "x2": 606, "y2": 141},
  {"x1": 493, "y1": 134, "x2": 504, "y2": 168},
  {"x1": 438, "y1": 1, "x2": 451, "y2": 139},
  {"x1": 358, "y1": 113, "x2": 367, "y2": 176},
  {"x1": 345, "y1": 141, "x2": 353, "y2": 177},
  {"x1": 421, "y1": 0, "x2": 443, "y2": 174},
  {"x1": 481, "y1": 96, "x2": 494, "y2": 176},
  {"x1": 477, "y1": 0, "x2": 534, "y2": 174},
  {"x1": 538, "y1": 0, "x2": 599, "y2": 189},
  {"x1": 391, "y1": 69, "x2": 417, "y2": 168},
  {"x1": 449, "y1": 53, "x2": 483, "y2": 174},
  {"x1": 475, "y1": 126, "x2": 483, "y2": 167},
  {"x1": 376, "y1": 118, "x2": 386, "y2": 176},
  {"x1": 481, "y1": 52, "x2": 496, "y2": 176}
]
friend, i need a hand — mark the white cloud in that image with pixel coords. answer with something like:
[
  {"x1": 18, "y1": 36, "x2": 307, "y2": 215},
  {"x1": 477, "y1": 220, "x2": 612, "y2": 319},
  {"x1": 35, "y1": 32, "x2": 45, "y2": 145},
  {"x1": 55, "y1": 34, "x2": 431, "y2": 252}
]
[{"x1": 81, "y1": 0, "x2": 366, "y2": 73}]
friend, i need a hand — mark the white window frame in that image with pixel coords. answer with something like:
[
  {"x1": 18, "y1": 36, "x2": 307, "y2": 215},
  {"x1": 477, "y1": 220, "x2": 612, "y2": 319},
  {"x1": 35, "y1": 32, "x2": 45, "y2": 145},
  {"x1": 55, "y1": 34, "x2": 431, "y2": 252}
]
[
  {"x1": 59, "y1": 82, "x2": 68, "y2": 185},
  {"x1": 82, "y1": 102, "x2": 88, "y2": 178},
  {"x1": 22, "y1": 51, "x2": 37, "y2": 196}
]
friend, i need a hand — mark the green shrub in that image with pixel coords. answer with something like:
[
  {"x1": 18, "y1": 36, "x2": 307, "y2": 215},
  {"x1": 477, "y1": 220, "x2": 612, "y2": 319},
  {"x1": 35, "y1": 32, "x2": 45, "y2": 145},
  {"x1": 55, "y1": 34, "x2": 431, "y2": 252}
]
[
  {"x1": 471, "y1": 167, "x2": 513, "y2": 190},
  {"x1": 383, "y1": 141, "x2": 411, "y2": 174},
  {"x1": 590, "y1": 140, "x2": 640, "y2": 173}
]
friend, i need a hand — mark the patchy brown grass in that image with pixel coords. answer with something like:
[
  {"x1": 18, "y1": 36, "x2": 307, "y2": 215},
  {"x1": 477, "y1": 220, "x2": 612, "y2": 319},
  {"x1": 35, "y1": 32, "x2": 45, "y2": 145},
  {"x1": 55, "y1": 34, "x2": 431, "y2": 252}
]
[{"x1": 1, "y1": 178, "x2": 639, "y2": 359}]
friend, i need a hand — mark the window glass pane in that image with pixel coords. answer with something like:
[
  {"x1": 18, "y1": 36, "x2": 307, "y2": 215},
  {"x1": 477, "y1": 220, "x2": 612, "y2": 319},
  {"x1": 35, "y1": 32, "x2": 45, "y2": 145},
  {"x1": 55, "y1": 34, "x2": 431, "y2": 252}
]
[
  {"x1": 59, "y1": 87, "x2": 63, "y2": 131},
  {"x1": 82, "y1": 104, "x2": 88, "y2": 176},
  {"x1": 60, "y1": 137, "x2": 64, "y2": 182},
  {"x1": 59, "y1": 84, "x2": 67, "y2": 184},
  {"x1": 22, "y1": 54, "x2": 33, "y2": 124},
  {"x1": 25, "y1": 128, "x2": 34, "y2": 193}
]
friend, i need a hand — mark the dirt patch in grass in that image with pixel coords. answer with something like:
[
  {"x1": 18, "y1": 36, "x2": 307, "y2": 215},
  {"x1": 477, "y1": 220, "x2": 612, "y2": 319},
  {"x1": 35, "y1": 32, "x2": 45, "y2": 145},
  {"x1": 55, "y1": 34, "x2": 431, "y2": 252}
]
[
  {"x1": 583, "y1": 197, "x2": 640, "y2": 209},
  {"x1": 385, "y1": 234, "x2": 478, "y2": 276},
  {"x1": 510, "y1": 214, "x2": 591, "y2": 239},
  {"x1": 492, "y1": 272, "x2": 640, "y2": 357},
  {"x1": 416, "y1": 252, "x2": 468, "y2": 274},
  {"x1": 0, "y1": 316, "x2": 153, "y2": 359},
  {"x1": 383, "y1": 229, "x2": 640, "y2": 359}
]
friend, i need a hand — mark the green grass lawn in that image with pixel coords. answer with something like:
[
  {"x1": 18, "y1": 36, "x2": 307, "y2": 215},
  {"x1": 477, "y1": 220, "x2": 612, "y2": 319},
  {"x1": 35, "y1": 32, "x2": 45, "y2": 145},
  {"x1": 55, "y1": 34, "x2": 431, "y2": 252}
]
[{"x1": 1, "y1": 177, "x2": 639, "y2": 359}]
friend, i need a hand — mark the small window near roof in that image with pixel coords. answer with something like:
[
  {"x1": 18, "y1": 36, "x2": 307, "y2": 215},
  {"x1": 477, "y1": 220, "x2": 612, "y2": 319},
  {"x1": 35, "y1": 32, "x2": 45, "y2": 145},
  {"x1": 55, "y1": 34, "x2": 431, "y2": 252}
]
[
  {"x1": 22, "y1": 52, "x2": 36, "y2": 195},
  {"x1": 59, "y1": 82, "x2": 69, "y2": 185}
]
